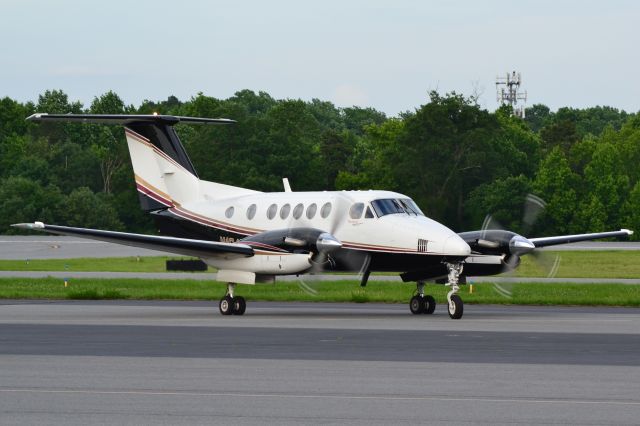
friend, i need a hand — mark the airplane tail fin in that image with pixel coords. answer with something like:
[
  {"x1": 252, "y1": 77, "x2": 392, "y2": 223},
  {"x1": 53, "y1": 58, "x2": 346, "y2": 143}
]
[{"x1": 27, "y1": 114, "x2": 249, "y2": 211}]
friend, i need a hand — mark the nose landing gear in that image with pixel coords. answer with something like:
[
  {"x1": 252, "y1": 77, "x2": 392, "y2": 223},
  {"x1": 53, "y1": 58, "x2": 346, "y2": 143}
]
[
  {"x1": 445, "y1": 262, "x2": 464, "y2": 319},
  {"x1": 408, "y1": 262, "x2": 465, "y2": 319}
]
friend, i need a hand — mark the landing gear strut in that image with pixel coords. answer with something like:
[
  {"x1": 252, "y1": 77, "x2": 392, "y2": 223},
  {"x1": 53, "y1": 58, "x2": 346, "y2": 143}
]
[
  {"x1": 445, "y1": 262, "x2": 464, "y2": 319},
  {"x1": 219, "y1": 283, "x2": 246, "y2": 316},
  {"x1": 409, "y1": 281, "x2": 436, "y2": 315}
]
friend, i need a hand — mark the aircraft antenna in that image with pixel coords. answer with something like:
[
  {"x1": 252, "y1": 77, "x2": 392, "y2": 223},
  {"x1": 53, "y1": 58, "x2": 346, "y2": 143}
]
[{"x1": 496, "y1": 71, "x2": 527, "y2": 118}]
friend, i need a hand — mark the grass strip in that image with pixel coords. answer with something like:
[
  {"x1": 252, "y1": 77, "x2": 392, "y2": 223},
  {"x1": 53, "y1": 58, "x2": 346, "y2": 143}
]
[
  {"x1": 0, "y1": 277, "x2": 639, "y2": 306},
  {"x1": 0, "y1": 251, "x2": 638, "y2": 278}
]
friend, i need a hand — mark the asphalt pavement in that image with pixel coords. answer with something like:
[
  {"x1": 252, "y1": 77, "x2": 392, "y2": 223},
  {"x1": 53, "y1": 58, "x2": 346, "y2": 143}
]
[{"x1": 0, "y1": 301, "x2": 639, "y2": 425}]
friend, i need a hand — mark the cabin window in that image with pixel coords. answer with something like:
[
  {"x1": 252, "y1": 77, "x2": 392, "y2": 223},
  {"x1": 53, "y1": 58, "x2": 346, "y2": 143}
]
[
  {"x1": 246, "y1": 204, "x2": 257, "y2": 220},
  {"x1": 225, "y1": 206, "x2": 234, "y2": 219},
  {"x1": 280, "y1": 203, "x2": 291, "y2": 219},
  {"x1": 365, "y1": 206, "x2": 375, "y2": 218},
  {"x1": 267, "y1": 203, "x2": 277, "y2": 220},
  {"x1": 293, "y1": 203, "x2": 304, "y2": 219},
  {"x1": 349, "y1": 203, "x2": 364, "y2": 219},
  {"x1": 306, "y1": 203, "x2": 317, "y2": 219},
  {"x1": 320, "y1": 202, "x2": 332, "y2": 218}
]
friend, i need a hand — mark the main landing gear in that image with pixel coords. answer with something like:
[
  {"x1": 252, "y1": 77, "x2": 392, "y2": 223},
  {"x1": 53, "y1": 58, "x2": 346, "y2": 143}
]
[
  {"x1": 219, "y1": 283, "x2": 246, "y2": 316},
  {"x1": 408, "y1": 262, "x2": 465, "y2": 319},
  {"x1": 409, "y1": 281, "x2": 436, "y2": 315}
]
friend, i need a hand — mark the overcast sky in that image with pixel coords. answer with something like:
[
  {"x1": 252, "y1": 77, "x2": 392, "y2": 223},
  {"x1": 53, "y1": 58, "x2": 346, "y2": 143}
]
[{"x1": 2, "y1": 0, "x2": 638, "y2": 115}]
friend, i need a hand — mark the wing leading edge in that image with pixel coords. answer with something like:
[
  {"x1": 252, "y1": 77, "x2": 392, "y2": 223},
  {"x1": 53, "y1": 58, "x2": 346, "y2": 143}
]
[{"x1": 11, "y1": 222, "x2": 254, "y2": 259}]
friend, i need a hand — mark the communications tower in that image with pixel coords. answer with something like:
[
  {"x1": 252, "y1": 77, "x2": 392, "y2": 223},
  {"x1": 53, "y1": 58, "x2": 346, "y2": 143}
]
[{"x1": 496, "y1": 71, "x2": 527, "y2": 118}]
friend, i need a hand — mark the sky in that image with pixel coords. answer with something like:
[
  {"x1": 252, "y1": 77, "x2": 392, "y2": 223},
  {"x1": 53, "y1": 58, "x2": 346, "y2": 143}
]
[{"x1": 2, "y1": 0, "x2": 639, "y2": 116}]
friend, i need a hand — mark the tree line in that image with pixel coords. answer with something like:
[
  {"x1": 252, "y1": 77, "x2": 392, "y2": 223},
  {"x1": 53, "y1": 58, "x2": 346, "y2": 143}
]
[{"x1": 0, "y1": 89, "x2": 638, "y2": 239}]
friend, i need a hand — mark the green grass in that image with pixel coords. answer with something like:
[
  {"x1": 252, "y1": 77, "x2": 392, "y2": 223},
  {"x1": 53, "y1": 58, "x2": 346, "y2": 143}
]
[
  {"x1": 0, "y1": 277, "x2": 639, "y2": 306},
  {"x1": 0, "y1": 256, "x2": 206, "y2": 273},
  {"x1": 515, "y1": 251, "x2": 640, "y2": 278},
  {"x1": 0, "y1": 251, "x2": 639, "y2": 278}
]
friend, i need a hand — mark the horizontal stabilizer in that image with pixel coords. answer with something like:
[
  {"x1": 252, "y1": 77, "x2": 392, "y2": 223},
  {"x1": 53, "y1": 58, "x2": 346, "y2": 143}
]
[
  {"x1": 26, "y1": 113, "x2": 235, "y2": 126},
  {"x1": 12, "y1": 222, "x2": 253, "y2": 259},
  {"x1": 530, "y1": 229, "x2": 633, "y2": 248}
]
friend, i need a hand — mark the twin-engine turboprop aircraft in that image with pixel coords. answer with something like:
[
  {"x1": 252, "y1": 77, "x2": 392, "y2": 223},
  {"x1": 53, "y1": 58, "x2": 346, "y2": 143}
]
[{"x1": 14, "y1": 114, "x2": 632, "y2": 319}]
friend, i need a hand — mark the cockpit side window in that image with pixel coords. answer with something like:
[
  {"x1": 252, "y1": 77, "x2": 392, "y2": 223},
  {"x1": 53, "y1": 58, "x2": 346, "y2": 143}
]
[
  {"x1": 365, "y1": 206, "x2": 375, "y2": 218},
  {"x1": 349, "y1": 203, "x2": 365, "y2": 219}
]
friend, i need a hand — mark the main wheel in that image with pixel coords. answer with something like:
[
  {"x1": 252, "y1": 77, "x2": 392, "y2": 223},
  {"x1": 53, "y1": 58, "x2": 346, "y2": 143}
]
[
  {"x1": 409, "y1": 295, "x2": 424, "y2": 314},
  {"x1": 423, "y1": 295, "x2": 436, "y2": 315},
  {"x1": 447, "y1": 294, "x2": 463, "y2": 319},
  {"x1": 219, "y1": 295, "x2": 235, "y2": 315},
  {"x1": 233, "y1": 296, "x2": 246, "y2": 315}
]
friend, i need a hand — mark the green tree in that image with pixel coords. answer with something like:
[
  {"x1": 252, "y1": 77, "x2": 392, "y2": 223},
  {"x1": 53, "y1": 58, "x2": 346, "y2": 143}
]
[
  {"x1": 532, "y1": 147, "x2": 579, "y2": 235},
  {"x1": 465, "y1": 175, "x2": 533, "y2": 234},
  {"x1": 524, "y1": 104, "x2": 552, "y2": 133},
  {"x1": 540, "y1": 119, "x2": 579, "y2": 154},
  {"x1": 60, "y1": 187, "x2": 123, "y2": 230},
  {"x1": 0, "y1": 177, "x2": 65, "y2": 233}
]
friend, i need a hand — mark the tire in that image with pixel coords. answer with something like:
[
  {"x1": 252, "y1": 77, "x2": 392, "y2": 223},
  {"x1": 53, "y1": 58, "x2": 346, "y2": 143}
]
[
  {"x1": 423, "y1": 295, "x2": 436, "y2": 315},
  {"x1": 409, "y1": 295, "x2": 424, "y2": 314},
  {"x1": 447, "y1": 294, "x2": 463, "y2": 319},
  {"x1": 233, "y1": 296, "x2": 246, "y2": 315},
  {"x1": 219, "y1": 295, "x2": 235, "y2": 315}
]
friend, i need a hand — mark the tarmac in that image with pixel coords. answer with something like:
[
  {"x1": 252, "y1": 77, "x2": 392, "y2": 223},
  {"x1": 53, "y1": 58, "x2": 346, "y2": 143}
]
[{"x1": 1, "y1": 301, "x2": 639, "y2": 425}]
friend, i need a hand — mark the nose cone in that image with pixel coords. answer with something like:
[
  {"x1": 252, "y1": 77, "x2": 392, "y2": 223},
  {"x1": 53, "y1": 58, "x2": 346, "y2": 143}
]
[
  {"x1": 316, "y1": 232, "x2": 342, "y2": 253},
  {"x1": 444, "y1": 235, "x2": 471, "y2": 257},
  {"x1": 509, "y1": 235, "x2": 536, "y2": 256}
]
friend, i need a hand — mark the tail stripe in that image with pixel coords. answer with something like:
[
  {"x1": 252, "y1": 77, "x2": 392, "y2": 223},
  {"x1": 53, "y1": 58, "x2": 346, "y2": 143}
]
[{"x1": 125, "y1": 128, "x2": 191, "y2": 174}]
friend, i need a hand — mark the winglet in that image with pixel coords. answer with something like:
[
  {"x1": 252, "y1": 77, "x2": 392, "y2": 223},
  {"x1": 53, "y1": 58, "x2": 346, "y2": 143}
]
[{"x1": 621, "y1": 229, "x2": 634, "y2": 235}]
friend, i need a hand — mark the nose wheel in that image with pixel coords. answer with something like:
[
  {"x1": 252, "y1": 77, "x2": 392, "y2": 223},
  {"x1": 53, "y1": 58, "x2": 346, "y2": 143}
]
[
  {"x1": 445, "y1": 262, "x2": 464, "y2": 319},
  {"x1": 219, "y1": 283, "x2": 247, "y2": 316}
]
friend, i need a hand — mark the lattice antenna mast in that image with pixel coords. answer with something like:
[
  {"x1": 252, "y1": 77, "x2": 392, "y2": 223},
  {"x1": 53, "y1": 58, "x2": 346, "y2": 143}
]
[{"x1": 496, "y1": 71, "x2": 528, "y2": 118}]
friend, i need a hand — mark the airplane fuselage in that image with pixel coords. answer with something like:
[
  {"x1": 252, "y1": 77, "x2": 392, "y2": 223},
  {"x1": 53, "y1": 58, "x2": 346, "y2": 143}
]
[{"x1": 150, "y1": 189, "x2": 471, "y2": 275}]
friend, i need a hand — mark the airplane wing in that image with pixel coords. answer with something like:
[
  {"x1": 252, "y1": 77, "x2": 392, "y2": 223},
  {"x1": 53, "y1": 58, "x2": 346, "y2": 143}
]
[
  {"x1": 11, "y1": 222, "x2": 254, "y2": 259},
  {"x1": 529, "y1": 229, "x2": 633, "y2": 248}
]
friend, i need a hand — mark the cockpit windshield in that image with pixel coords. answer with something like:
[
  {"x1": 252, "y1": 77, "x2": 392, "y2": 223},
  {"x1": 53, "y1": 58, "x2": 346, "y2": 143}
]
[{"x1": 371, "y1": 198, "x2": 424, "y2": 217}]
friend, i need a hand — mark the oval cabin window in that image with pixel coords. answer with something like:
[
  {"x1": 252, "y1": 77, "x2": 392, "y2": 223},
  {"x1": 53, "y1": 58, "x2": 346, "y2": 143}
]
[
  {"x1": 306, "y1": 203, "x2": 317, "y2": 219},
  {"x1": 225, "y1": 206, "x2": 234, "y2": 218},
  {"x1": 246, "y1": 204, "x2": 257, "y2": 220},
  {"x1": 280, "y1": 203, "x2": 291, "y2": 219},
  {"x1": 293, "y1": 203, "x2": 304, "y2": 219},
  {"x1": 267, "y1": 204, "x2": 277, "y2": 220},
  {"x1": 320, "y1": 202, "x2": 332, "y2": 218}
]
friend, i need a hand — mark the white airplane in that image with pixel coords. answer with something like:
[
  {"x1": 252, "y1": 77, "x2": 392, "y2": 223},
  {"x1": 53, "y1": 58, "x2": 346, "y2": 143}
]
[{"x1": 14, "y1": 114, "x2": 633, "y2": 319}]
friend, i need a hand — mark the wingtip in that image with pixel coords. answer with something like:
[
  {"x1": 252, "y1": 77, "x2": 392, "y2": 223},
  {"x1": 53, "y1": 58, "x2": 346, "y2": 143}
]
[
  {"x1": 621, "y1": 228, "x2": 634, "y2": 235},
  {"x1": 26, "y1": 113, "x2": 46, "y2": 121},
  {"x1": 11, "y1": 221, "x2": 45, "y2": 229}
]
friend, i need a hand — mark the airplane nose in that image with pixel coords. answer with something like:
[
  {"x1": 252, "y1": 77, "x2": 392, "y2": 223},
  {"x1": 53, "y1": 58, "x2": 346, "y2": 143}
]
[{"x1": 444, "y1": 235, "x2": 471, "y2": 257}]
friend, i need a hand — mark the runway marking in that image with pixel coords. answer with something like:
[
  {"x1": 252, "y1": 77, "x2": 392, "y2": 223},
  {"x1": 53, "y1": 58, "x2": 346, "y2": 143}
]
[{"x1": 1, "y1": 388, "x2": 639, "y2": 407}]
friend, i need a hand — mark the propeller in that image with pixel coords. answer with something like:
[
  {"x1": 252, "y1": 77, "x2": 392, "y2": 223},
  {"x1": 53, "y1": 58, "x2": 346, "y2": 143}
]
[{"x1": 477, "y1": 194, "x2": 560, "y2": 298}]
